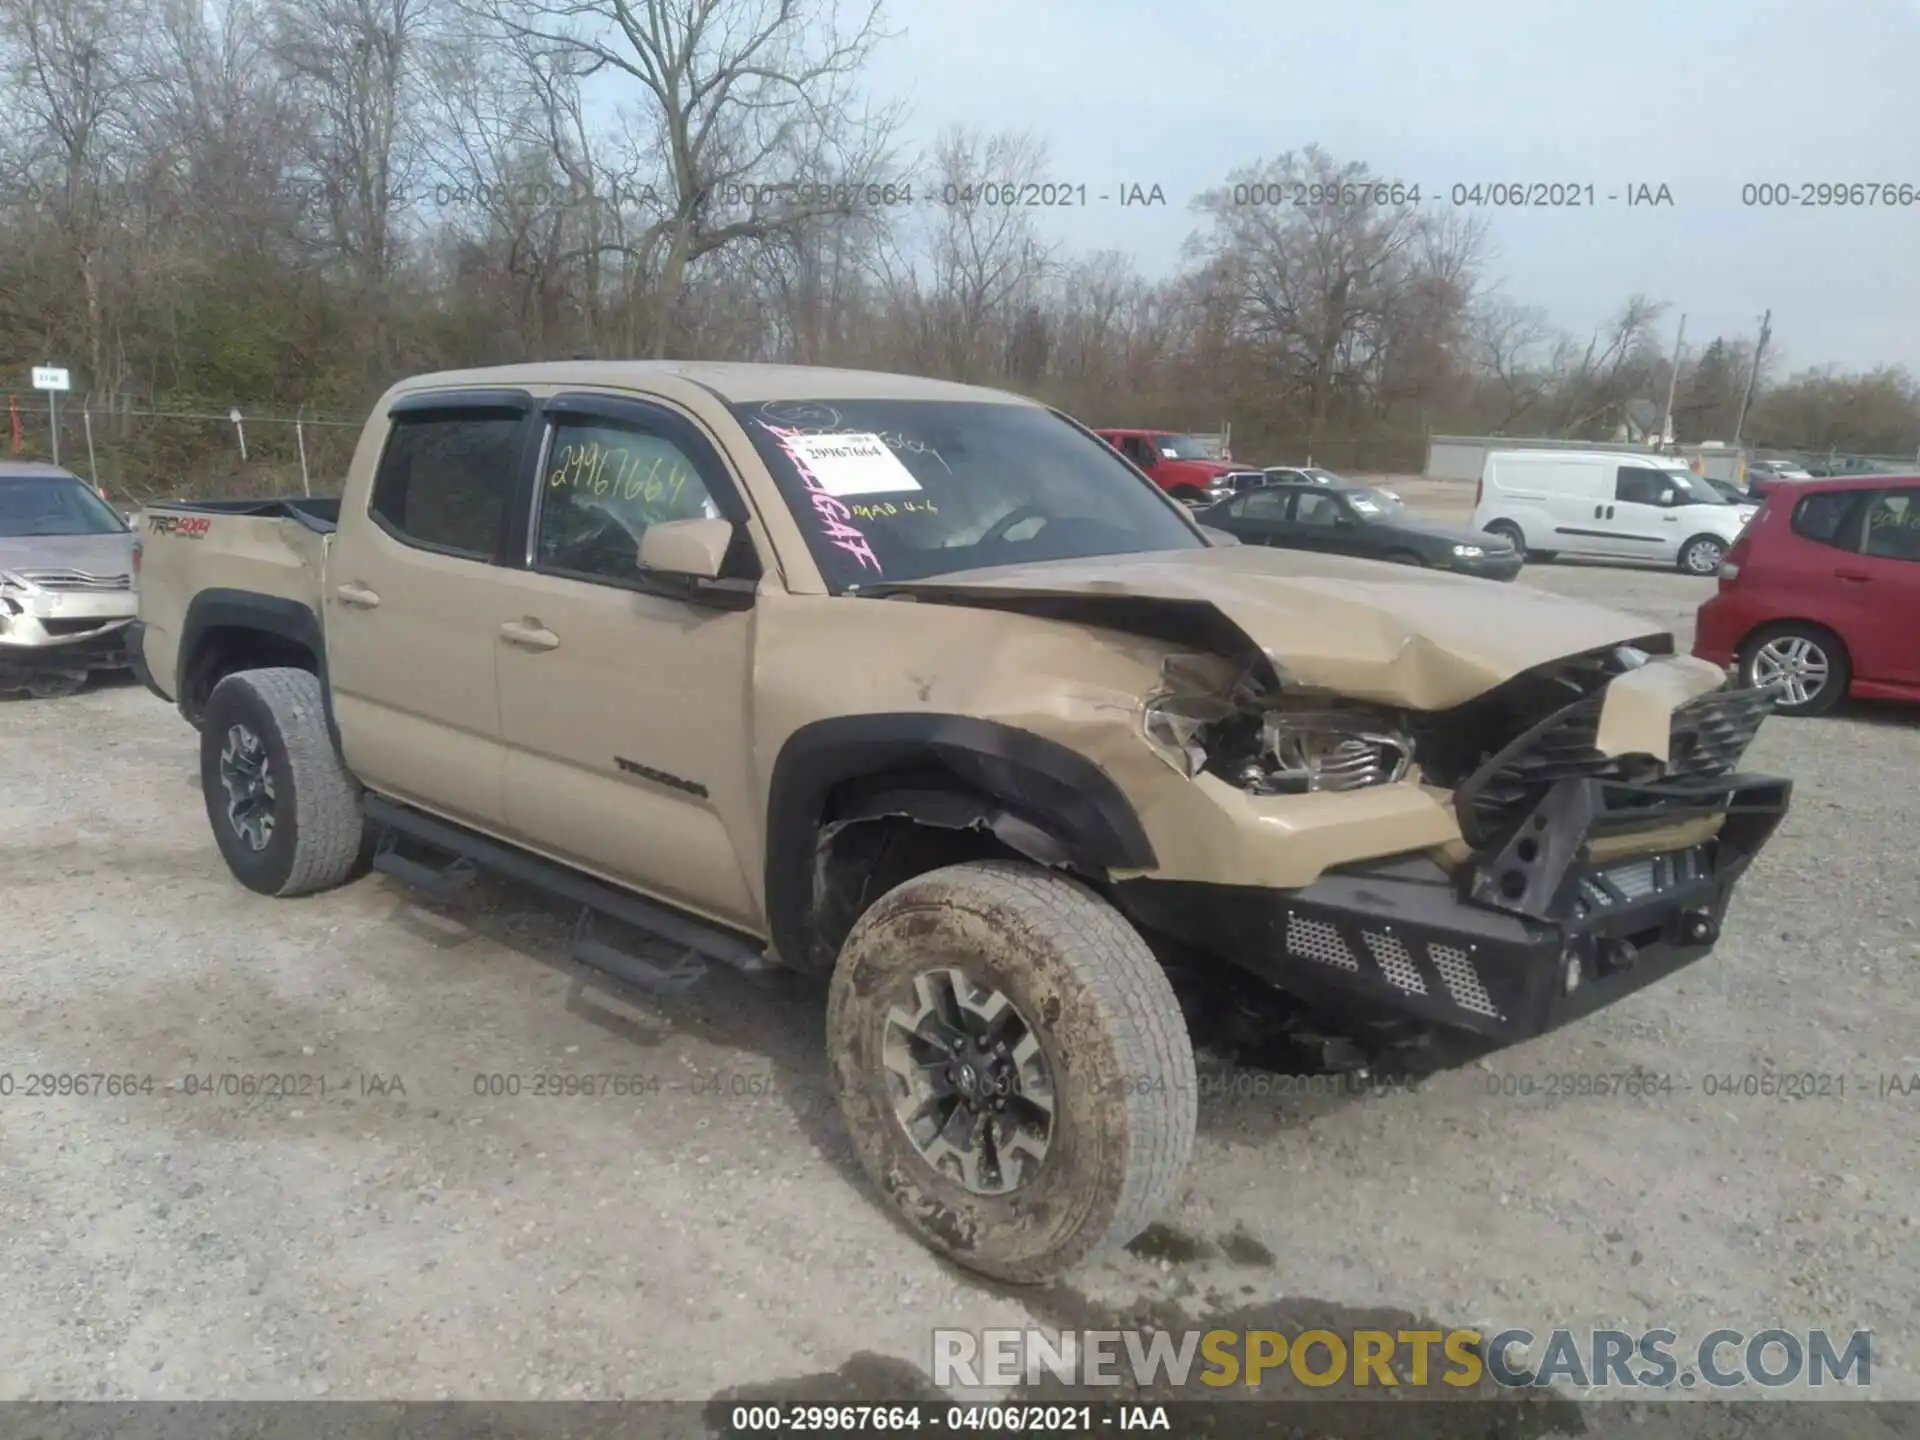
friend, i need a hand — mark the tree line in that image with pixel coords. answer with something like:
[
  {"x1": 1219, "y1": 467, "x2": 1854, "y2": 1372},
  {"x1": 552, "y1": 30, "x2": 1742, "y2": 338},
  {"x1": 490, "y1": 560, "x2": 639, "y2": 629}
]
[{"x1": 3, "y1": 0, "x2": 1915, "y2": 495}]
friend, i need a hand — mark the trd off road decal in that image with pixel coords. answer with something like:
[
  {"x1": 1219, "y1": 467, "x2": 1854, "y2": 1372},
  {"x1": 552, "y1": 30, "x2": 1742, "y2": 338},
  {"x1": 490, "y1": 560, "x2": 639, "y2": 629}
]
[{"x1": 148, "y1": 514, "x2": 212, "y2": 537}]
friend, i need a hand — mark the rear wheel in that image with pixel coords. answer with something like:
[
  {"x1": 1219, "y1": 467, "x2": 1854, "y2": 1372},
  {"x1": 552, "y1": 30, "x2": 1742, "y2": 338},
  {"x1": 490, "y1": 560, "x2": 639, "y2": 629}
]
[
  {"x1": 1739, "y1": 623, "x2": 1849, "y2": 717},
  {"x1": 200, "y1": 667, "x2": 367, "y2": 896},
  {"x1": 826, "y1": 860, "x2": 1197, "y2": 1284},
  {"x1": 1678, "y1": 534, "x2": 1727, "y2": 576},
  {"x1": 1485, "y1": 520, "x2": 1552, "y2": 561}
]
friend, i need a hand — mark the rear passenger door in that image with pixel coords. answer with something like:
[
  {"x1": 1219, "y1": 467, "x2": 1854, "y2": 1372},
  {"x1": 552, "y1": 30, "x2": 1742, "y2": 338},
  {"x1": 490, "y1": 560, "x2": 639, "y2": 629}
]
[
  {"x1": 1850, "y1": 487, "x2": 1920, "y2": 686},
  {"x1": 486, "y1": 394, "x2": 767, "y2": 929},
  {"x1": 1220, "y1": 486, "x2": 1291, "y2": 543},
  {"x1": 324, "y1": 391, "x2": 537, "y2": 830}
]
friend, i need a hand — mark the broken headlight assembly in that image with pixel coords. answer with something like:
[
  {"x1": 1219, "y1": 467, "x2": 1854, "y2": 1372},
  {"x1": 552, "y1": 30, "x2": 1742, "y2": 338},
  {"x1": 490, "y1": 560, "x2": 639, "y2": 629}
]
[{"x1": 1140, "y1": 656, "x2": 1415, "y2": 794}]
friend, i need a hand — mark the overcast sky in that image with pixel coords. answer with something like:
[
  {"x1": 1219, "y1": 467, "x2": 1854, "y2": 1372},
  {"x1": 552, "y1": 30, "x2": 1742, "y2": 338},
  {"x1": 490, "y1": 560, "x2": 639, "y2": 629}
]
[{"x1": 858, "y1": 0, "x2": 1920, "y2": 375}]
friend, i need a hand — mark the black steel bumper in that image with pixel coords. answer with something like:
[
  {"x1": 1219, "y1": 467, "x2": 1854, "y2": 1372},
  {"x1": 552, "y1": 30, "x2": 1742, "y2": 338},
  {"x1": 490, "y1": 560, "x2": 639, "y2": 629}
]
[{"x1": 1116, "y1": 772, "x2": 1791, "y2": 1044}]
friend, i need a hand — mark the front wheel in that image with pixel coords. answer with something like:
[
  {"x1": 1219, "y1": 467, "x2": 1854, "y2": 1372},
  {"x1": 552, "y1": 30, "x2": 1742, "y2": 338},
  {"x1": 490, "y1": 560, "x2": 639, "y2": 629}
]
[
  {"x1": 1678, "y1": 535, "x2": 1727, "y2": 575},
  {"x1": 199, "y1": 667, "x2": 368, "y2": 896},
  {"x1": 826, "y1": 861, "x2": 1197, "y2": 1284}
]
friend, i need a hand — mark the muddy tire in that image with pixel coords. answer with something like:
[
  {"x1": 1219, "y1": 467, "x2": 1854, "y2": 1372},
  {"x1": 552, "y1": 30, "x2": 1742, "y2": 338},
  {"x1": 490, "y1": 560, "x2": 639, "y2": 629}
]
[
  {"x1": 826, "y1": 860, "x2": 1197, "y2": 1284},
  {"x1": 200, "y1": 667, "x2": 366, "y2": 897}
]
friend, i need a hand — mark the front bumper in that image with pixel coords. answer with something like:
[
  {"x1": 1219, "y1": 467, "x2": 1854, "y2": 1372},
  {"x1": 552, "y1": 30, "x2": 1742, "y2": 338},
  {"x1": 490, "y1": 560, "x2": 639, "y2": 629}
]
[
  {"x1": 0, "y1": 615, "x2": 135, "y2": 683},
  {"x1": 1117, "y1": 772, "x2": 1790, "y2": 1044}
]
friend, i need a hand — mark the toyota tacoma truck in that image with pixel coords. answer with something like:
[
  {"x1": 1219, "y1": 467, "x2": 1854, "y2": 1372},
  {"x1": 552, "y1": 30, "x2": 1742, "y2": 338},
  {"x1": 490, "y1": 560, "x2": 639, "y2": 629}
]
[{"x1": 132, "y1": 362, "x2": 1791, "y2": 1284}]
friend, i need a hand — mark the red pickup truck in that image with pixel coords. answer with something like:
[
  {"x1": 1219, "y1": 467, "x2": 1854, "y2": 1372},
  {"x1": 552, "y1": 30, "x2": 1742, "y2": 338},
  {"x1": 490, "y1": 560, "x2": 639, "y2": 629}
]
[{"x1": 1093, "y1": 428, "x2": 1267, "y2": 506}]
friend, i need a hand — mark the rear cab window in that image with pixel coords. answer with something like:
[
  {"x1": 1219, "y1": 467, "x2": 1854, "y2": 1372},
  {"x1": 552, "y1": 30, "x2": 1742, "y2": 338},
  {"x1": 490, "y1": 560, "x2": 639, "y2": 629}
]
[{"x1": 728, "y1": 400, "x2": 1203, "y2": 591}]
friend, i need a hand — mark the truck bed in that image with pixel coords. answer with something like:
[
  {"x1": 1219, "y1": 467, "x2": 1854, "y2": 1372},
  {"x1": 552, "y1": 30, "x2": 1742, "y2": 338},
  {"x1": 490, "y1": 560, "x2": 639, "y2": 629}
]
[{"x1": 135, "y1": 497, "x2": 333, "y2": 705}]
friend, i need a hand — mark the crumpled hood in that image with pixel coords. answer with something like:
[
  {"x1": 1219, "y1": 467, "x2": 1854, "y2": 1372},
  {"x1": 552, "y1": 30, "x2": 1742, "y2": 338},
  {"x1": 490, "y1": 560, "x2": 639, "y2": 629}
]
[
  {"x1": 867, "y1": 544, "x2": 1673, "y2": 710},
  {"x1": 0, "y1": 532, "x2": 135, "y2": 579}
]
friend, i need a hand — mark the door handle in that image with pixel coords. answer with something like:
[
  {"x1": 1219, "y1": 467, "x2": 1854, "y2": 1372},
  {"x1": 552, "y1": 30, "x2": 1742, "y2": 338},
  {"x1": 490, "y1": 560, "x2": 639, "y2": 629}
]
[
  {"x1": 335, "y1": 583, "x2": 380, "y2": 608},
  {"x1": 1833, "y1": 568, "x2": 1871, "y2": 583},
  {"x1": 1662, "y1": 514, "x2": 1679, "y2": 522},
  {"x1": 1594, "y1": 505, "x2": 1604, "y2": 518},
  {"x1": 499, "y1": 619, "x2": 560, "y2": 650}
]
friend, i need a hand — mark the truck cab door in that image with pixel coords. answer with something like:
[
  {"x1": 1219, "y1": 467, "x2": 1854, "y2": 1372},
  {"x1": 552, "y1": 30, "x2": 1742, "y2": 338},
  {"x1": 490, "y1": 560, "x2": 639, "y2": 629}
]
[
  {"x1": 1118, "y1": 434, "x2": 1160, "y2": 483},
  {"x1": 485, "y1": 395, "x2": 764, "y2": 930},
  {"x1": 322, "y1": 391, "x2": 535, "y2": 830}
]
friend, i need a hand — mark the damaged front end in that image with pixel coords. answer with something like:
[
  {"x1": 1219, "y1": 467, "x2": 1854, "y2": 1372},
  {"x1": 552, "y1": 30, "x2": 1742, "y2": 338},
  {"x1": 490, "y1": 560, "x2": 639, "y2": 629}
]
[
  {"x1": 1117, "y1": 641, "x2": 1792, "y2": 1046},
  {"x1": 0, "y1": 568, "x2": 136, "y2": 694}
]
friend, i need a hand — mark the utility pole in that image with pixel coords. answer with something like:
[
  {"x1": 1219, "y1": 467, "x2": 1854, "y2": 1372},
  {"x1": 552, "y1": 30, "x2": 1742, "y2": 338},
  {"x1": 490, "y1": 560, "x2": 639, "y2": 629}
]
[
  {"x1": 1731, "y1": 309, "x2": 1771, "y2": 448},
  {"x1": 1658, "y1": 313, "x2": 1686, "y2": 448}
]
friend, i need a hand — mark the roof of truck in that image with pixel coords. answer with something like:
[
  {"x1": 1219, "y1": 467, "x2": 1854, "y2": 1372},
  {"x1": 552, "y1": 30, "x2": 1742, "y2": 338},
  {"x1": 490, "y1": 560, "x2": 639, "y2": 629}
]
[{"x1": 386, "y1": 361, "x2": 1042, "y2": 407}]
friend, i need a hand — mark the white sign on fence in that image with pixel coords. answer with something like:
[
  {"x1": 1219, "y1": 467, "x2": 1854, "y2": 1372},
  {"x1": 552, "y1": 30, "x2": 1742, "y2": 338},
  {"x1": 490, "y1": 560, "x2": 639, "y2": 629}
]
[{"x1": 32, "y1": 366, "x2": 69, "y2": 391}]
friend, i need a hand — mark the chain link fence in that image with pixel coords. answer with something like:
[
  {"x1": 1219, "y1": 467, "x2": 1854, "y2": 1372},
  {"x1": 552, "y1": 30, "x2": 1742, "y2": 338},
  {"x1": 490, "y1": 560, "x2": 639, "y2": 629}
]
[{"x1": 4, "y1": 393, "x2": 364, "y2": 506}]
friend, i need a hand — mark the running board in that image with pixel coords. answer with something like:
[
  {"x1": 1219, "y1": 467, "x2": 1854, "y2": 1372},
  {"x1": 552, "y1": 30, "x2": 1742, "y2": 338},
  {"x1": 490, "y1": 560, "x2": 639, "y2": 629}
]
[{"x1": 362, "y1": 794, "x2": 772, "y2": 996}]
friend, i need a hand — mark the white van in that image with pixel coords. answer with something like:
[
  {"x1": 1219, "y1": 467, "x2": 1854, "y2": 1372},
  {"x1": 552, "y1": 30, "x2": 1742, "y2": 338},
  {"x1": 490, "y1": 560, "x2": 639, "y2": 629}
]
[{"x1": 1471, "y1": 449, "x2": 1758, "y2": 576}]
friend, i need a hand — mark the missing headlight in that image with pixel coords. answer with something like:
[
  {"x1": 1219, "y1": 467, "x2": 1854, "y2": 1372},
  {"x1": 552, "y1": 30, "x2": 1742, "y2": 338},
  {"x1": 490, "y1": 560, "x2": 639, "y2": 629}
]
[{"x1": 1139, "y1": 653, "x2": 1413, "y2": 793}]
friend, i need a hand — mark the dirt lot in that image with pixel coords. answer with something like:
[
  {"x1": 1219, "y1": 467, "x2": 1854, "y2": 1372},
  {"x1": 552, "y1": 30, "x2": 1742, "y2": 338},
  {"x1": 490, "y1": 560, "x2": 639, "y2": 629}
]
[{"x1": 1, "y1": 502, "x2": 1915, "y2": 1423}]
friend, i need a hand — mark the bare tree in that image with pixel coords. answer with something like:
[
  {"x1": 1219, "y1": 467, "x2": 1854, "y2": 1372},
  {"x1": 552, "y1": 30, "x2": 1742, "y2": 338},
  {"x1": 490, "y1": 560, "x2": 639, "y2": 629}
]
[{"x1": 469, "y1": 0, "x2": 898, "y2": 357}]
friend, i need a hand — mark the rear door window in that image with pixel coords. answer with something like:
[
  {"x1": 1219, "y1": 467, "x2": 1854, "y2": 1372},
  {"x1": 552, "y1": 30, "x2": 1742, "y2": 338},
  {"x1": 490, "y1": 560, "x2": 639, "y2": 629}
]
[
  {"x1": 370, "y1": 410, "x2": 526, "y2": 559},
  {"x1": 1790, "y1": 490, "x2": 1868, "y2": 551},
  {"x1": 1864, "y1": 489, "x2": 1920, "y2": 562}
]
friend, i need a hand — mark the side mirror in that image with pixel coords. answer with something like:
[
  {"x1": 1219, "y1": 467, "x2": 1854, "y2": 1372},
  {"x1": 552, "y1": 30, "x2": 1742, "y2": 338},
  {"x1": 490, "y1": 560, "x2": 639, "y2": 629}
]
[{"x1": 637, "y1": 516, "x2": 733, "y2": 580}]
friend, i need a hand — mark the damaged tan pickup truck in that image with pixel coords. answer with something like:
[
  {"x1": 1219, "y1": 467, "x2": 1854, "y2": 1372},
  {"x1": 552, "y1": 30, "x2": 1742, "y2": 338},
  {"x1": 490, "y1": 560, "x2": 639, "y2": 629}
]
[{"x1": 133, "y1": 362, "x2": 1791, "y2": 1283}]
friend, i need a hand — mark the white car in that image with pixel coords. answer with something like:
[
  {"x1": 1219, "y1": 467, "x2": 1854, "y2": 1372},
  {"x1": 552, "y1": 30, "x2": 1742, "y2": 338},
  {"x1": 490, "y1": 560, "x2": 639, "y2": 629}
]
[
  {"x1": 1471, "y1": 449, "x2": 1756, "y2": 576},
  {"x1": 1263, "y1": 466, "x2": 1402, "y2": 503}
]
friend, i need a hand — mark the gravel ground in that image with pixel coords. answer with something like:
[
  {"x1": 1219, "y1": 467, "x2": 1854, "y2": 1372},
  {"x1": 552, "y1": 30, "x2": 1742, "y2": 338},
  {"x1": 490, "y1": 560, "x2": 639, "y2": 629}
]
[{"x1": 0, "y1": 531, "x2": 1915, "y2": 1429}]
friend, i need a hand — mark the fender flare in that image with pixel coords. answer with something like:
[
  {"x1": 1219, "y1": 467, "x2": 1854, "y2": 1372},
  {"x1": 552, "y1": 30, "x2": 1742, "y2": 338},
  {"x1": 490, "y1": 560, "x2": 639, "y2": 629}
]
[
  {"x1": 764, "y1": 713, "x2": 1157, "y2": 970},
  {"x1": 177, "y1": 588, "x2": 331, "y2": 737}
]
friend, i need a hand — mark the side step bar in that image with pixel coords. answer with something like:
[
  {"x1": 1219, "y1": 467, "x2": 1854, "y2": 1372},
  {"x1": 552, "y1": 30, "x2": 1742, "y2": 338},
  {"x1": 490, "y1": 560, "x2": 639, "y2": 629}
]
[{"x1": 363, "y1": 794, "x2": 773, "y2": 997}]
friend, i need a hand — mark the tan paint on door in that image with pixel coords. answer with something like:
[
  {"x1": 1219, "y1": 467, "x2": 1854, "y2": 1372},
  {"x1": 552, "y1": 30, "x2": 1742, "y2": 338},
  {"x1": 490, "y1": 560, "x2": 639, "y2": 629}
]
[
  {"x1": 490, "y1": 566, "x2": 761, "y2": 929},
  {"x1": 324, "y1": 520, "x2": 508, "y2": 828}
]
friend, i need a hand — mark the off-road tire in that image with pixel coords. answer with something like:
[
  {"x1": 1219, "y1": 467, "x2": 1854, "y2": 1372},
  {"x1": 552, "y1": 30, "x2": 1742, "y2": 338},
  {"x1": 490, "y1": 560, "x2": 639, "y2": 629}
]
[
  {"x1": 200, "y1": 667, "x2": 366, "y2": 897},
  {"x1": 1678, "y1": 534, "x2": 1727, "y2": 576},
  {"x1": 826, "y1": 861, "x2": 1197, "y2": 1284}
]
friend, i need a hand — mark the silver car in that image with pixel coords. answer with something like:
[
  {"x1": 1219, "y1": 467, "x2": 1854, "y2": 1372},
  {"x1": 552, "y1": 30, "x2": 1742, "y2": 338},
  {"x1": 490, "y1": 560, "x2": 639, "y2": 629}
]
[{"x1": 0, "y1": 463, "x2": 138, "y2": 698}]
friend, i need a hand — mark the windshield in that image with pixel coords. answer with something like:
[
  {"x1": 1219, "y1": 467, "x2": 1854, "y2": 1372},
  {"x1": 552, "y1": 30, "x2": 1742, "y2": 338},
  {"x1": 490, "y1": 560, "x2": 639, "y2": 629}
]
[
  {"x1": 1153, "y1": 434, "x2": 1219, "y2": 460},
  {"x1": 0, "y1": 475, "x2": 128, "y2": 536},
  {"x1": 1344, "y1": 486, "x2": 1404, "y2": 517},
  {"x1": 732, "y1": 400, "x2": 1206, "y2": 590}
]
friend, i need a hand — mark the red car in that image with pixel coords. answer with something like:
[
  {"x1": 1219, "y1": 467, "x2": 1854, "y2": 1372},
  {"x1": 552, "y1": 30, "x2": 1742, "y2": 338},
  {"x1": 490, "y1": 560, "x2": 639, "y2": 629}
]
[
  {"x1": 1692, "y1": 474, "x2": 1920, "y2": 715},
  {"x1": 1090, "y1": 428, "x2": 1266, "y2": 505}
]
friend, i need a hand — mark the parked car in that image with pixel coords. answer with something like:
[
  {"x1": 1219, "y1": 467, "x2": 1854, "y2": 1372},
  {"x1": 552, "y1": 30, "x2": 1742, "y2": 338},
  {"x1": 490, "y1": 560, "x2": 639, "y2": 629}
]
[
  {"x1": 1263, "y1": 466, "x2": 1403, "y2": 503},
  {"x1": 1699, "y1": 474, "x2": 1753, "y2": 505},
  {"x1": 1473, "y1": 449, "x2": 1757, "y2": 575},
  {"x1": 1743, "y1": 460, "x2": 1815, "y2": 499},
  {"x1": 0, "y1": 462, "x2": 138, "y2": 698},
  {"x1": 1196, "y1": 478, "x2": 1521, "y2": 580},
  {"x1": 1090, "y1": 428, "x2": 1266, "y2": 505},
  {"x1": 1693, "y1": 475, "x2": 1920, "y2": 715},
  {"x1": 131, "y1": 360, "x2": 1789, "y2": 1283}
]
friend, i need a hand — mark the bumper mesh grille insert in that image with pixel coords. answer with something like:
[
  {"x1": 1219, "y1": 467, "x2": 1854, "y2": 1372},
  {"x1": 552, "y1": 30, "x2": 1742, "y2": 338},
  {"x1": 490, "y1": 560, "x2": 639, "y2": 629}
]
[
  {"x1": 1363, "y1": 931, "x2": 1428, "y2": 995},
  {"x1": 1430, "y1": 944, "x2": 1502, "y2": 1019},
  {"x1": 1286, "y1": 914, "x2": 1359, "y2": 971}
]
